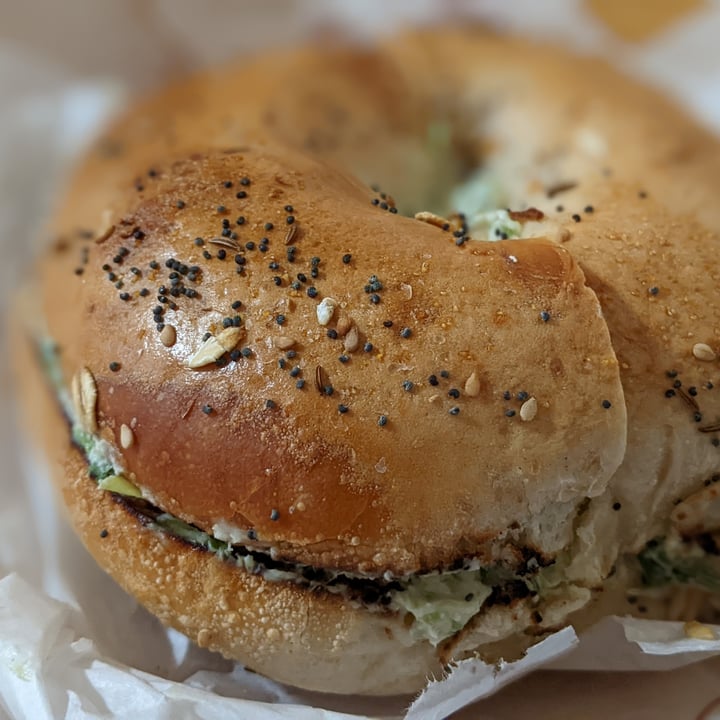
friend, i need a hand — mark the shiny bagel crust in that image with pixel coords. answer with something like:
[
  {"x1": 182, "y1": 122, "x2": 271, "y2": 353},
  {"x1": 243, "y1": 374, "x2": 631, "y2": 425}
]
[
  {"x1": 42, "y1": 145, "x2": 624, "y2": 577},
  {"x1": 26, "y1": 26, "x2": 720, "y2": 694}
]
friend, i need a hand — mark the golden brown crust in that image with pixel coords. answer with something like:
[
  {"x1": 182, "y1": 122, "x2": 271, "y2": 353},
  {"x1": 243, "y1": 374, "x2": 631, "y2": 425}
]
[
  {"x1": 40, "y1": 145, "x2": 624, "y2": 576},
  {"x1": 379, "y1": 29, "x2": 720, "y2": 581},
  {"x1": 12, "y1": 320, "x2": 441, "y2": 695}
]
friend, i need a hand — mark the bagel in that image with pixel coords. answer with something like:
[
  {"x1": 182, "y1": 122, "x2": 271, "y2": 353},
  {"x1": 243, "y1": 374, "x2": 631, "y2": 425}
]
[{"x1": 19, "y1": 27, "x2": 720, "y2": 695}]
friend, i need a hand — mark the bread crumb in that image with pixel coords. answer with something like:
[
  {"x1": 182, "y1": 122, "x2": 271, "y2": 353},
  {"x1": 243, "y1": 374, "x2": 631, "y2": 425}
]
[{"x1": 684, "y1": 620, "x2": 716, "y2": 641}]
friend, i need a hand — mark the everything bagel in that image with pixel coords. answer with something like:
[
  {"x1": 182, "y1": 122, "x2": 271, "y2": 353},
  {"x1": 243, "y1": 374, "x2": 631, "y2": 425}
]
[{"x1": 19, "y1": 28, "x2": 720, "y2": 694}]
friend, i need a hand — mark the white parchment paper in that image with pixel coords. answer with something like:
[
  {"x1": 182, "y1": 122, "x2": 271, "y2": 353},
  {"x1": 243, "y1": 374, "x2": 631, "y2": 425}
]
[{"x1": 3, "y1": 2, "x2": 720, "y2": 719}]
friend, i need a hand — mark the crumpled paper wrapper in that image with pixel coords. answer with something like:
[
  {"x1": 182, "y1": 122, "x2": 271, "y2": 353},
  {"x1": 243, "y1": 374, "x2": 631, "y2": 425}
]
[{"x1": 3, "y1": 2, "x2": 720, "y2": 719}]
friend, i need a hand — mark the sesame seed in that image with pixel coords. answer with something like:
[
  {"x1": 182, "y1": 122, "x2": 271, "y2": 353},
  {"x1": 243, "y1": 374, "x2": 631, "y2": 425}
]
[
  {"x1": 201, "y1": 405, "x2": 213, "y2": 415},
  {"x1": 278, "y1": 358, "x2": 286, "y2": 369},
  {"x1": 689, "y1": 386, "x2": 698, "y2": 396},
  {"x1": 240, "y1": 347, "x2": 252, "y2": 358},
  {"x1": 109, "y1": 361, "x2": 121, "y2": 372},
  {"x1": 229, "y1": 350, "x2": 241, "y2": 361},
  {"x1": 232, "y1": 300, "x2": 242, "y2": 310},
  {"x1": 440, "y1": 370, "x2": 449, "y2": 379},
  {"x1": 673, "y1": 379, "x2": 682, "y2": 389},
  {"x1": 649, "y1": 286, "x2": 659, "y2": 295},
  {"x1": 245, "y1": 241, "x2": 255, "y2": 250},
  {"x1": 403, "y1": 380, "x2": 414, "y2": 392},
  {"x1": 203, "y1": 250, "x2": 212, "y2": 259},
  {"x1": 505, "y1": 409, "x2": 516, "y2": 417},
  {"x1": 584, "y1": 205, "x2": 594, "y2": 213},
  {"x1": 517, "y1": 391, "x2": 529, "y2": 401},
  {"x1": 400, "y1": 327, "x2": 412, "y2": 339},
  {"x1": 217, "y1": 249, "x2": 226, "y2": 260},
  {"x1": 273, "y1": 276, "x2": 282, "y2": 286},
  {"x1": 363, "y1": 342, "x2": 373, "y2": 353},
  {"x1": 264, "y1": 222, "x2": 274, "y2": 231},
  {"x1": 383, "y1": 320, "x2": 393, "y2": 328},
  {"x1": 464, "y1": 372, "x2": 480, "y2": 397},
  {"x1": 602, "y1": 399, "x2": 612, "y2": 409},
  {"x1": 540, "y1": 310, "x2": 551, "y2": 322},
  {"x1": 236, "y1": 216, "x2": 245, "y2": 226},
  {"x1": 236, "y1": 190, "x2": 247, "y2": 199},
  {"x1": 449, "y1": 406, "x2": 460, "y2": 415},
  {"x1": 270, "y1": 508, "x2": 279, "y2": 521},
  {"x1": 286, "y1": 215, "x2": 295, "y2": 225},
  {"x1": 324, "y1": 385, "x2": 334, "y2": 396},
  {"x1": 307, "y1": 287, "x2": 318, "y2": 298},
  {"x1": 572, "y1": 214, "x2": 581, "y2": 223},
  {"x1": 247, "y1": 528, "x2": 257, "y2": 540},
  {"x1": 694, "y1": 412, "x2": 703, "y2": 423},
  {"x1": 378, "y1": 415, "x2": 388, "y2": 427},
  {"x1": 665, "y1": 389, "x2": 676, "y2": 398},
  {"x1": 338, "y1": 355, "x2": 349, "y2": 364},
  {"x1": 448, "y1": 388, "x2": 460, "y2": 398},
  {"x1": 520, "y1": 397, "x2": 538, "y2": 421},
  {"x1": 342, "y1": 254, "x2": 352, "y2": 264},
  {"x1": 693, "y1": 343, "x2": 717, "y2": 362},
  {"x1": 327, "y1": 329, "x2": 338, "y2": 339},
  {"x1": 240, "y1": 177, "x2": 250, "y2": 186},
  {"x1": 338, "y1": 404, "x2": 349, "y2": 414},
  {"x1": 119, "y1": 292, "x2": 131, "y2": 301},
  {"x1": 289, "y1": 365, "x2": 301, "y2": 377},
  {"x1": 612, "y1": 502, "x2": 621, "y2": 511},
  {"x1": 217, "y1": 205, "x2": 226, "y2": 214},
  {"x1": 265, "y1": 399, "x2": 276, "y2": 409},
  {"x1": 139, "y1": 288, "x2": 150, "y2": 297},
  {"x1": 428, "y1": 374, "x2": 439, "y2": 386},
  {"x1": 296, "y1": 379, "x2": 305, "y2": 389}
]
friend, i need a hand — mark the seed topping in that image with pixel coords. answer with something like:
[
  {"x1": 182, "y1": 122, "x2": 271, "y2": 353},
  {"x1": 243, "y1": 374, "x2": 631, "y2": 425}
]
[
  {"x1": 693, "y1": 343, "x2": 717, "y2": 362},
  {"x1": 187, "y1": 326, "x2": 244, "y2": 368}
]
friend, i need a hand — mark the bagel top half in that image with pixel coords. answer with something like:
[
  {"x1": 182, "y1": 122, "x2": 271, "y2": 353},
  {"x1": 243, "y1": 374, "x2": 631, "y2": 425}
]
[{"x1": 40, "y1": 142, "x2": 625, "y2": 578}]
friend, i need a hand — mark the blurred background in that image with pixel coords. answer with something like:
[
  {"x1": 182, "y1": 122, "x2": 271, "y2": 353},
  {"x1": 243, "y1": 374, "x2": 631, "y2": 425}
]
[{"x1": 1, "y1": 1, "x2": 719, "y2": 718}]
